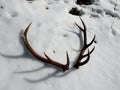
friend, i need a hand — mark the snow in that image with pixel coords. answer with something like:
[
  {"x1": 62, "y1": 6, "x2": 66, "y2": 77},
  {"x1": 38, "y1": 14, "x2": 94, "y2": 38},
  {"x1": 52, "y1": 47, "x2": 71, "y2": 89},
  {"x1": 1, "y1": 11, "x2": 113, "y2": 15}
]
[{"x1": 0, "y1": 0, "x2": 120, "y2": 90}]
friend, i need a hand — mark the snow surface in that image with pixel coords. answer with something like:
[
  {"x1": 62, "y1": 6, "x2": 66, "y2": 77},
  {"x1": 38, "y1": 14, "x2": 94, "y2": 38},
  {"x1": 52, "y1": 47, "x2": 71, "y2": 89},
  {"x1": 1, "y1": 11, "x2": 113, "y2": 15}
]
[{"x1": 0, "y1": 0, "x2": 120, "y2": 90}]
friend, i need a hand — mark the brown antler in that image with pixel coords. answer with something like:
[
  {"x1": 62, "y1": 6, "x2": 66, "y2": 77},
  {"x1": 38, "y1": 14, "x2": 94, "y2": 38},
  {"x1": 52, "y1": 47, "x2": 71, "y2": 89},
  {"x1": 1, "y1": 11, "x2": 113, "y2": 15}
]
[
  {"x1": 22, "y1": 23, "x2": 70, "y2": 71},
  {"x1": 74, "y1": 17, "x2": 96, "y2": 69}
]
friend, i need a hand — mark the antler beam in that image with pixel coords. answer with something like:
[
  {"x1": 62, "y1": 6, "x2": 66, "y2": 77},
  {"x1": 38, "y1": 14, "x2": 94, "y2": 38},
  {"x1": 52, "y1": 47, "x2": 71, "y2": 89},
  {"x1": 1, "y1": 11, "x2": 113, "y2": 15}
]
[
  {"x1": 74, "y1": 17, "x2": 95, "y2": 69},
  {"x1": 22, "y1": 23, "x2": 70, "y2": 71}
]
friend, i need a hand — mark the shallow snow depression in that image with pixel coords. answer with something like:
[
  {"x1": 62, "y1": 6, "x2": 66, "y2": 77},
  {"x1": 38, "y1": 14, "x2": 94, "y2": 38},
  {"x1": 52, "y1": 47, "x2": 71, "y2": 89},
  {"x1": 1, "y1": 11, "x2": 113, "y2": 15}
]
[{"x1": 0, "y1": 0, "x2": 120, "y2": 90}]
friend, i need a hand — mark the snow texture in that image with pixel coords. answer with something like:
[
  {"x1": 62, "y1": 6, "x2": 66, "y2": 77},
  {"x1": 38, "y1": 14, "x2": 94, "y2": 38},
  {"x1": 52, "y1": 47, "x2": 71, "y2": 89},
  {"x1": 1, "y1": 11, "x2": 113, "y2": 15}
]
[{"x1": 0, "y1": 0, "x2": 120, "y2": 90}]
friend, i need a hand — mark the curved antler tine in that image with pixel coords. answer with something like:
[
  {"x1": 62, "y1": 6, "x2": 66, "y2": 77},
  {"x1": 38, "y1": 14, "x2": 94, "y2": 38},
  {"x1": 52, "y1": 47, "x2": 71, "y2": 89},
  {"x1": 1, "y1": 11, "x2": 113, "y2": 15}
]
[
  {"x1": 87, "y1": 35, "x2": 96, "y2": 48},
  {"x1": 22, "y1": 23, "x2": 48, "y2": 61},
  {"x1": 65, "y1": 51, "x2": 70, "y2": 66},
  {"x1": 22, "y1": 23, "x2": 70, "y2": 71},
  {"x1": 83, "y1": 46, "x2": 95, "y2": 58},
  {"x1": 75, "y1": 22, "x2": 84, "y2": 31},
  {"x1": 78, "y1": 50, "x2": 90, "y2": 66},
  {"x1": 61, "y1": 51, "x2": 70, "y2": 71},
  {"x1": 79, "y1": 17, "x2": 87, "y2": 45},
  {"x1": 44, "y1": 52, "x2": 70, "y2": 71},
  {"x1": 44, "y1": 52, "x2": 70, "y2": 66},
  {"x1": 24, "y1": 22, "x2": 32, "y2": 36},
  {"x1": 74, "y1": 50, "x2": 90, "y2": 69},
  {"x1": 79, "y1": 17, "x2": 86, "y2": 31},
  {"x1": 44, "y1": 52, "x2": 50, "y2": 59}
]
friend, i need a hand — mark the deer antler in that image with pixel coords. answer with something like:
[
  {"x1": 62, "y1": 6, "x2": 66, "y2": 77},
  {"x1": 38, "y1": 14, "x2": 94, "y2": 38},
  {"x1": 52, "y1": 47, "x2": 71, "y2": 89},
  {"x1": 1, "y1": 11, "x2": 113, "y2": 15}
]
[
  {"x1": 22, "y1": 23, "x2": 70, "y2": 71},
  {"x1": 74, "y1": 17, "x2": 96, "y2": 69}
]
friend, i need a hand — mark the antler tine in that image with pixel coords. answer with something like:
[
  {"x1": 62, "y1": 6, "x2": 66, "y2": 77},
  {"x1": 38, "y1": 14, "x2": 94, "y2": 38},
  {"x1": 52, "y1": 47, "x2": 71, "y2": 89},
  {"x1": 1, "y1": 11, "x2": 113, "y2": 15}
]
[
  {"x1": 74, "y1": 17, "x2": 95, "y2": 69},
  {"x1": 83, "y1": 46, "x2": 95, "y2": 58},
  {"x1": 22, "y1": 23, "x2": 47, "y2": 61},
  {"x1": 87, "y1": 35, "x2": 96, "y2": 48},
  {"x1": 66, "y1": 51, "x2": 70, "y2": 66},
  {"x1": 22, "y1": 23, "x2": 70, "y2": 71},
  {"x1": 75, "y1": 23, "x2": 84, "y2": 31},
  {"x1": 44, "y1": 51, "x2": 70, "y2": 71},
  {"x1": 79, "y1": 17, "x2": 87, "y2": 45},
  {"x1": 24, "y1": 22, "x2": 32, "y2": 36},
  {"x1": 74, "y1": 50, "x2": 90, "y2": 69}
]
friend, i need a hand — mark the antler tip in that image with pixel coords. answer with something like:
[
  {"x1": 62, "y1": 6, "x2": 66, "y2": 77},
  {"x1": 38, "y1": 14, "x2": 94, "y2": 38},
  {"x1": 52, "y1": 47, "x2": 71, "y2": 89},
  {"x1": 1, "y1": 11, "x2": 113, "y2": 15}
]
[
  {"x1": 66, "y1": 51, "x2": 70, "y2": 64},
  {"x1": 24, "y1": 22, "x2": 32, "y2": 36}
]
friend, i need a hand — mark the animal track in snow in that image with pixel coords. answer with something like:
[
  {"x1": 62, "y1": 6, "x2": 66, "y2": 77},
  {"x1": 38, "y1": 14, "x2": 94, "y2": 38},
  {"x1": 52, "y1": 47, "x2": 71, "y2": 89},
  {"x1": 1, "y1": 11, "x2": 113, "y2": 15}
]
[
  {"x1": 9, "y1": 11, "x2": 18, "y2": 18},
  {"x1": 110, "y1": 19, "x2": 120, "y2": 36},
  {"x1": 104, "y1": 9, "x2": 120, "y2": 18}
]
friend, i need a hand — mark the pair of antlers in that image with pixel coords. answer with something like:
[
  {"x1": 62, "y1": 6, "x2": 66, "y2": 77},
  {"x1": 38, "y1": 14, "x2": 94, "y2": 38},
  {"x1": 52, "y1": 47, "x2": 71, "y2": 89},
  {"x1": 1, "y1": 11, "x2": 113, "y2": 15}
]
[{"x1": 22, "y1": 17, "x2": 95, "y2": 71}]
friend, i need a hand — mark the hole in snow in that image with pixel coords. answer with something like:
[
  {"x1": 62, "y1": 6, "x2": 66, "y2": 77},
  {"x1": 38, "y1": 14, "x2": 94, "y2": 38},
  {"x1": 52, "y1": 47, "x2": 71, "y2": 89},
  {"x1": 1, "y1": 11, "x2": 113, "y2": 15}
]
[
  {"x1": 10, "y1": 11, "x2": 18, "y2": 17},
  {"x1": 63, "y1": 34, "x2": 68, "y2": 37},
  {"x1": 45, "y1": 6, "x2": 49, "y2": 10},
  {"x1": 76, "y1": 0, "x2": 95, "y2": 5},
  {"x1": 104, "y1": 9, "x2": 119, "y2": 18},
  {"x1": 0, "y1": 6, "x2": 3, "y2": 9},
  {"x1": 26, "y1": 0, "x2": 35, "y2": 1},
  {"x1": 69, "y1": 7, "x2": 84, "y2": 16},
  {"x1": 53, "y1": 50, "x2": 56, "y2": 53}
]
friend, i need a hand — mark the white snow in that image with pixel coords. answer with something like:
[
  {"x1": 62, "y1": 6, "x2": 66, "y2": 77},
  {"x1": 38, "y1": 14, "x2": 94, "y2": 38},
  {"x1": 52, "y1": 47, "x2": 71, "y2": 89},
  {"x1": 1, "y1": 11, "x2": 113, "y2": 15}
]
[{"x1": 0, "y1": 0, "x2": 120, "y2": 90}]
